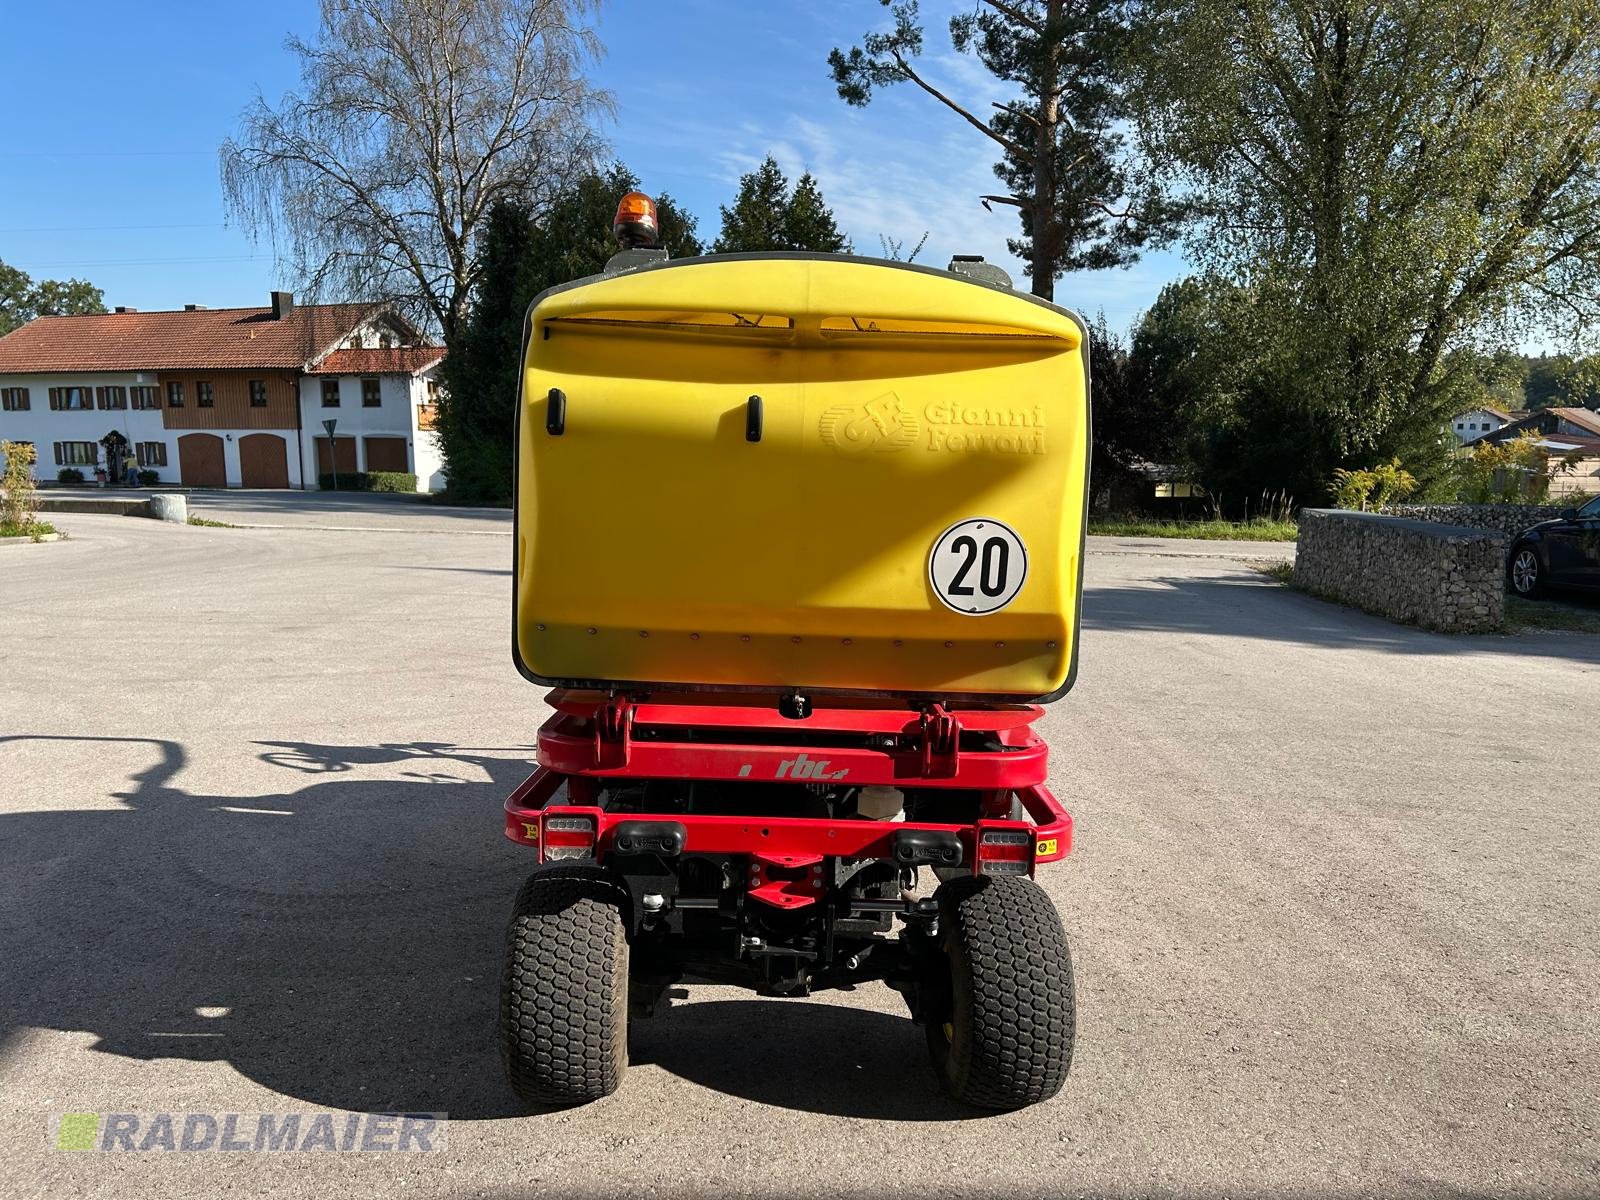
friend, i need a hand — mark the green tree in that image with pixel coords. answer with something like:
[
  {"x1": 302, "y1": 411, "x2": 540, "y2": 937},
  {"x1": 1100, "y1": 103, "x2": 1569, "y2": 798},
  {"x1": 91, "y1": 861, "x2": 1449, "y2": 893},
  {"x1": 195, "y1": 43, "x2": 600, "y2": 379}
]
[
  {"x1": 830, "y1": 0, "x2": 1171, "y2": 299},
  {"x1": 0, "y1": 259, "x2": 106, "y2": 335},
  {"x1": 712, "y1": 157, "x2": 850, "y2": 253},
  {"x1": 440, "y1": 164, "x2": 701, "y2": 503},
  {"x1": 1131, "y1": 0, "x2": 1600, "y2": 491},
  {"x1": 782, "y1": 172, "x2": 850, "y2": 253}
]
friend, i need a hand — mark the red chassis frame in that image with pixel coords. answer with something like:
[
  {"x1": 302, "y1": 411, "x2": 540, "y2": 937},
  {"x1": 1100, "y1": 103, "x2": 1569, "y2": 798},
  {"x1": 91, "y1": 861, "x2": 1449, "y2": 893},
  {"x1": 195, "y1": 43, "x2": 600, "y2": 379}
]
[{"x1": 503, "y1": 690, "x2": 1072, "y2": 891}]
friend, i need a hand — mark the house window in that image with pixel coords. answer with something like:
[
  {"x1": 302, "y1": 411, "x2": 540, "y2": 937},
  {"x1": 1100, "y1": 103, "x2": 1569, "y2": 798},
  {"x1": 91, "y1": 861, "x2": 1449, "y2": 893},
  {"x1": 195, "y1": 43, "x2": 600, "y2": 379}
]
[
  {"x1": 249, "y1": 380, "x2": 268, "y2": 407},
  {"x1": 48, "y1": 386, "x2": 93, "y2": 411},
  {"x1": 54, "y1": 441, "x2": 98, "y2": 465},
  {"x1": 130, "y1": 386, "x2": 160, "y2": 410},
  {"x1": 196, "y1": 381, "x2": 214, "y2": 408},
  {"x1": 166, "y1": 381, "x2": 184, "y2": 407},
  {"x1": 0, "y1": 387, "x2": 29, "y2": 411},
  {"x1": 96, "y1": 386, "x2": 128, "y2": 410},
  {"x1": 361, "y1": 377, "x2": 382, "y2": 407},
  {"x1": 135, "y1": 442, "x2": 168, "y2": 468},
  {"x1": 321, "y1": 379, "x2": 341, "y2": 407}
]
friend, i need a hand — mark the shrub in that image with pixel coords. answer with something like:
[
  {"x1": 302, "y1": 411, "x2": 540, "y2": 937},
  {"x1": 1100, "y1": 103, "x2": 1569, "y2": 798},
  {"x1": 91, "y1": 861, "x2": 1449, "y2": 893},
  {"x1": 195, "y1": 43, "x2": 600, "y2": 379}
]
[
  {"x1": 317, "y1": 471, "x2": 417, "y2": 493},
  {"x1": 1331, "y1": 457, "x2": 1417, "y2": 510},
  {"x1": 57, "y1": 467, "x2": 85, "y2": 485},
  {"x1": 1455, "y1": 433, "x2": 1578, "y2": 504},
  {"x1": 137, "y1": 470, "x2": 160, "y2": 486},
  {"x1": 3, "y1": 441, "x2": 41, "y2": 531}
]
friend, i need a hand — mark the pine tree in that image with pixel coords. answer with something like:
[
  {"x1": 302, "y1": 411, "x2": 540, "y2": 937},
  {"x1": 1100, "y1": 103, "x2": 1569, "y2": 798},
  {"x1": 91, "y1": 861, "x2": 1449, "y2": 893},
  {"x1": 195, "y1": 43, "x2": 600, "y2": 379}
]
[
  {"x1": 713, "y1": 157, "x2": 851, "y2": 253},
  {"x1": 712, "y1": 158, "x2": 792, "y2": 253},
  {"x1": 440, "y1": 163, "x2": 702, "y2": 503},
  {"x1": 783, "y1": 173, "x2": 850, "y2": 253},
  {"x1": 831, "y1": 1, "x2": 1171, "y2": 299},
  {"x1": 438, "y1": 200, "x2": 539, "y2": 505}
]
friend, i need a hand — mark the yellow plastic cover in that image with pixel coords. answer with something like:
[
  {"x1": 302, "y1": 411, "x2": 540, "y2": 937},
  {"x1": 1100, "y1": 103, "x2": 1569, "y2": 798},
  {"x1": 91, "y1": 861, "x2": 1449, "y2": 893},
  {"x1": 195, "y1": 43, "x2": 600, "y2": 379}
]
[{"x1": 514, "y1": 254, "x2": 1089, "y2": 700}]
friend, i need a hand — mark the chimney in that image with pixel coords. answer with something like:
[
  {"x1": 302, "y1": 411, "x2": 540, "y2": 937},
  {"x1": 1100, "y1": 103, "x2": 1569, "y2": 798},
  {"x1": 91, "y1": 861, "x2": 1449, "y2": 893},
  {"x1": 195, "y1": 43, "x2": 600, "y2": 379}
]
[
  {"x1": 114, "y1": 306, "x2": 137, "y2": 314},
  {"x1": 271, "y1": 291, "x2": 295, "y2": 320},
  {"x1": 184, "y1": 304, "x2": 206, "y2": 312}
]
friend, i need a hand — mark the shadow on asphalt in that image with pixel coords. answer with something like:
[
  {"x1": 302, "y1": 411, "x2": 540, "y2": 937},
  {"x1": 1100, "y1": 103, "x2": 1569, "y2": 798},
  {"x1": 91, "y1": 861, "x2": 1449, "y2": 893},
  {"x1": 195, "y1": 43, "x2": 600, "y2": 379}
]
[
  {"x1": 0, "y1": 735, "x2": 978, "y2": 1124},
  {"x1": 1, "y1": 735, "x2": 535, "y2": 1120},
  {"x1": 631, "y1": 999, "x2": 984, "y2": 1122},
  {"x1": 1084, "y1": 571, "x2": 1600, "y2": 661}
]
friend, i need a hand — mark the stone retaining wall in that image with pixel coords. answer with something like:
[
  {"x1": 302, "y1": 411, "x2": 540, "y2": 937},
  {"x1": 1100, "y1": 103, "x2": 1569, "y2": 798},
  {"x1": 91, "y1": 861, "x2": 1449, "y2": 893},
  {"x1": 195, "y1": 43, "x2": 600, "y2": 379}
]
[
  {"x1": 1380, "y1": 503, "x2": 1564, "y2": 542},
  {"x1": 1295, "y1": 509, "x2": 1507, "y2": 633}
]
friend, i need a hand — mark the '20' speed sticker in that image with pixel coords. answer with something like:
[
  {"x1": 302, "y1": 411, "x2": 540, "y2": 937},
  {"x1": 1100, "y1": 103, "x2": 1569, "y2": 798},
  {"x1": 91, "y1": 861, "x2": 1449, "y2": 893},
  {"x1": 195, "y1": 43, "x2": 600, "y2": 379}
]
[{"x1": 928, "y1": 518, "x2": 1029, "y2": 615}]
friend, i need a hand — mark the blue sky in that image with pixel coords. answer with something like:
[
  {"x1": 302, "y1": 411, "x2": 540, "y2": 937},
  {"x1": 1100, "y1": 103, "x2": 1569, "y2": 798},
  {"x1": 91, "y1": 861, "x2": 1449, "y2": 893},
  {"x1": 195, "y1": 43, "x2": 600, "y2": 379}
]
[{"x1": 1, "y1": 0, "x2": 1184, "y2": 332}]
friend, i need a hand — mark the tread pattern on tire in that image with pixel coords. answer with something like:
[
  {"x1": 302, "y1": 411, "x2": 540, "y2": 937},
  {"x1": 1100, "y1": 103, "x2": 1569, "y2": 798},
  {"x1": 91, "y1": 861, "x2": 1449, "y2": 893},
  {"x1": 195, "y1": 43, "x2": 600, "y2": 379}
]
[
  {"x1": 500, "y1": 864, "x2": 628, "y2": 1107},
  {"x1": 931, "y1": 874, "x2": 1075, "y2": 1110}
]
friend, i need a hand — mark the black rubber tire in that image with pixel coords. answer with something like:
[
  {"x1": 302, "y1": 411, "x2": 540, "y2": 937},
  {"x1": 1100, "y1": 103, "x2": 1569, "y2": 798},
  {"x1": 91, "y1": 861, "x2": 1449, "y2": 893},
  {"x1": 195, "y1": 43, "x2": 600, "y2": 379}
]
[
  {"x1": 500, "y1": 864, "x2": 629, "y2": 1107},
  {"x1": 1508, "y1": 543, "x2": 1543, "y2": 598},
  {"x1": 925, "y1": 875, "x2": 1075, "y2": 1110}
]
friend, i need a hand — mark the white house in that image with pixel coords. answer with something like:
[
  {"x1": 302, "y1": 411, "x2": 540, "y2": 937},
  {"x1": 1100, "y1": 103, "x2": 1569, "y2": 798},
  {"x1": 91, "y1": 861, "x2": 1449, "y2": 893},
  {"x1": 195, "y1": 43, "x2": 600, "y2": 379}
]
[
  {"x1": 300, "y1": 347, "x2": 445, "y2": 490},
  {"x1": 1449, "y1": 406, "x2": 1520, "y2": 444},
  {"x1": 0, "y1": 292, "x2": 445, "y2": 492}
]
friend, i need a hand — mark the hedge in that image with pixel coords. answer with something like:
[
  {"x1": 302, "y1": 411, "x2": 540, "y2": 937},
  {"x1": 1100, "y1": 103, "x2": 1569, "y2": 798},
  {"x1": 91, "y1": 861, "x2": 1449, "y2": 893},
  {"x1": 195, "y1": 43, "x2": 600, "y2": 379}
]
[{"x1": 317, "y1": 471, "x2": 417, "y2": 493}]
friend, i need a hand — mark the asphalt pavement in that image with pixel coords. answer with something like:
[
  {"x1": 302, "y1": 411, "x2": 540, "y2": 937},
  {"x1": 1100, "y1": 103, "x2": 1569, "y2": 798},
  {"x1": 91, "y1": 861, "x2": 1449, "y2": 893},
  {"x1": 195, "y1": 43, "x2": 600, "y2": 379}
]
[{"x1": 1, "y1": 505, "x2": 1595, "y2": 1199}]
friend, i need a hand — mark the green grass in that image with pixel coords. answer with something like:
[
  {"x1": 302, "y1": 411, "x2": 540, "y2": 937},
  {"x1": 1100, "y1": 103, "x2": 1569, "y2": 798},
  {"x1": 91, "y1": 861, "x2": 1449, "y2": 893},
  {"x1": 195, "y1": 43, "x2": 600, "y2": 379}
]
[
  {"x1": 1, "y1": 519, "x2": 57, "y2": 541},
  {"x1": 1253, "y1": 559, "x2": 1296, "y2": 585},
  {"x1": 1505, "y1": 595, "x2": 1600, "y2": 635},
  {"x1": 187, "y1": 515, "x2": 239, "y2": 528},
  {"x1": 1087, "y1": 516, "x2": 1299, "y2": 541}
]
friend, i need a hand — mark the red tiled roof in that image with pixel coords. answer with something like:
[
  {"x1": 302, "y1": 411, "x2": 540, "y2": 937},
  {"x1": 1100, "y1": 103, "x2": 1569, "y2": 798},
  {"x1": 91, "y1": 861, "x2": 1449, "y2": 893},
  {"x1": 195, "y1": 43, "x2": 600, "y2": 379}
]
[
  {"x1": 306, "y1": 346, "x2": 445, "y2": 376},
  {"x1": 0, "y1": 302, "x2": 387, "y2": 373}
]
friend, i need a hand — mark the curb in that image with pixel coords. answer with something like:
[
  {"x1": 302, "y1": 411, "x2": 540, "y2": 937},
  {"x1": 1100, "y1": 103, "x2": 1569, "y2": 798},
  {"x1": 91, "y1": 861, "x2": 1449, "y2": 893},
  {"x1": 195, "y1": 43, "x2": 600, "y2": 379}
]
[{"x1": 0, "y1": 532, "x2": 60, "y2": 547}]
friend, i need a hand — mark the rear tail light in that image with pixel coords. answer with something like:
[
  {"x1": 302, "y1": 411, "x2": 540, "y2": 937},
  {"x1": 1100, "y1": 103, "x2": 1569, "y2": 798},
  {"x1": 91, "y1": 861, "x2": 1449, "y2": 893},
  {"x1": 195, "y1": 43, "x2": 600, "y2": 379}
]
[
  {"x1": 543, "y1": 814, "x2": 598, "y2": 862},
  {"x1": 975, "y1": 828, "x2": 1032, "y2": 876}
]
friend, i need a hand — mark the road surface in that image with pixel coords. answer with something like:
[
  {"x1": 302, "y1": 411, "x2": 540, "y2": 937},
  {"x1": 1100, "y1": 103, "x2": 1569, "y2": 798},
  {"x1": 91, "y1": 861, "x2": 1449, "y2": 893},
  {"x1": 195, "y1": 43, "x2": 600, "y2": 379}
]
[{"x1": 1, "y1": 507, "x2": 1594, "y2": 1198}]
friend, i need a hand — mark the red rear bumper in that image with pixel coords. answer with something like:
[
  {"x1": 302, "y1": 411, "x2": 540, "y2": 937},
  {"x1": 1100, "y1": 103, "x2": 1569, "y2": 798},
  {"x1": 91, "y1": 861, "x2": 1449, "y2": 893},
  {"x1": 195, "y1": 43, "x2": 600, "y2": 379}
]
[{"x1": 504, "y1": 690, "x2": 1071, "y2": 877}]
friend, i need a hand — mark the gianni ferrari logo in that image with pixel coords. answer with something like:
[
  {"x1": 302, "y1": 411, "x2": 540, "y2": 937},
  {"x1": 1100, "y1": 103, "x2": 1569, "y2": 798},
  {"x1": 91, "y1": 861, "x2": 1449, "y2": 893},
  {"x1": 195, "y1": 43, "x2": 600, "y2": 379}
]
[
  {"x1": 736, "y1": 753, "x2": 849, "y2": 781},
  {"x1": 818, "y1": 393, "x2": 920, "y2": 453},
  {"x1": 820, "y1": 391, "x2": 1047, "y2": 456}
]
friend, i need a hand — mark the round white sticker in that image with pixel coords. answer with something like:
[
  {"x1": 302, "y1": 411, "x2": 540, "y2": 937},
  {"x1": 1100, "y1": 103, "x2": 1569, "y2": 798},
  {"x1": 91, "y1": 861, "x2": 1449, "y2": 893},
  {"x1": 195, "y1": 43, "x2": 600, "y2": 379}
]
[{"x1": 928, "y1": 518, "x2": 1028, "y2": 615}]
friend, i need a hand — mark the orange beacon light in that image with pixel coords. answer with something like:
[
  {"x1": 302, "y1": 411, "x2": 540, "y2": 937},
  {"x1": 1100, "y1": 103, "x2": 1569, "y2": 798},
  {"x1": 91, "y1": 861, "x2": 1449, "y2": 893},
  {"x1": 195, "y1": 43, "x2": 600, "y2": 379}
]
[{"x1": 613, "y1": 191, "x2": 660, "y2": 249}]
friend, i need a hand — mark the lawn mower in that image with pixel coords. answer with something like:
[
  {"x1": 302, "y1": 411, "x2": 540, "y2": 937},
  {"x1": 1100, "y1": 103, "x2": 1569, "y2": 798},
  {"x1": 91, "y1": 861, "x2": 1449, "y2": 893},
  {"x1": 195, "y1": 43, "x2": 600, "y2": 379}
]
[{"x1": 499, "y1": 192, "x2": 1089, "y2": 1111}]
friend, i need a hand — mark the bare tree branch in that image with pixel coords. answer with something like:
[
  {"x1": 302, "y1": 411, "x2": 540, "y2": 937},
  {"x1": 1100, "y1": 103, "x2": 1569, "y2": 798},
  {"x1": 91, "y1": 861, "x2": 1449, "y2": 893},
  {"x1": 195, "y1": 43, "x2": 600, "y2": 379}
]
[
  {"x1": 889, "y1": 49, "x2": 1031, "y2": 160},
  {"x1": 219, "y1": 0, "x2": 610, "y2": 340}
]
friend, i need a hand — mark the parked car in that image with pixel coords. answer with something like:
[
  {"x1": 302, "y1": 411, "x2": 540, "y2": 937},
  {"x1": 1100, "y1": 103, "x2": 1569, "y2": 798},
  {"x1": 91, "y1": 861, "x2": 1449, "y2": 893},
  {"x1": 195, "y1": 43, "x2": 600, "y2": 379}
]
[{"x1": 1507, "y1": 495, "x2": 1600, "y2": 597}]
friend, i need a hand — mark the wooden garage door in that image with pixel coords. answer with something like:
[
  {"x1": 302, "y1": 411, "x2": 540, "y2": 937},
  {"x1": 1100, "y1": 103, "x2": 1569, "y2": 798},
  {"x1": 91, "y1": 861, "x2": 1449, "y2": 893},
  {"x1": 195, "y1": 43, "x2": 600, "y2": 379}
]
[
  {"x1": 177, "y1": 433, "x2": 226, "y2": 488},
  {"x1": 238, "y1": 433, "x2": 290, "y2": 489},
  {"x1": 363, "y1": 436, "x2": 409, "y2": 473},
  {"x1": 314, "y1": 436, "x2": 357, "y2": 474}
]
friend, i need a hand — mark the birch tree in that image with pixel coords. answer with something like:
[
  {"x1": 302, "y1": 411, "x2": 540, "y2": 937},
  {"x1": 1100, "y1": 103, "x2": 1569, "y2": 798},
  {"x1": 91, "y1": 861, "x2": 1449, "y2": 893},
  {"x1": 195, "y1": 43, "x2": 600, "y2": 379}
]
[{"x1": 221, "y1": 0, "x2": 610, "y2": 339}]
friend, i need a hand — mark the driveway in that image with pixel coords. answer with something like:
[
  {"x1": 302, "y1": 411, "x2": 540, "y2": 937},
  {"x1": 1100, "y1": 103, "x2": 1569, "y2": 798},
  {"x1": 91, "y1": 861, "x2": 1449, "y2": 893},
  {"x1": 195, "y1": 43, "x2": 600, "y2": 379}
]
[{"x1": 1, "y1": 512, "x2": 1595, "y2": 1198}]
